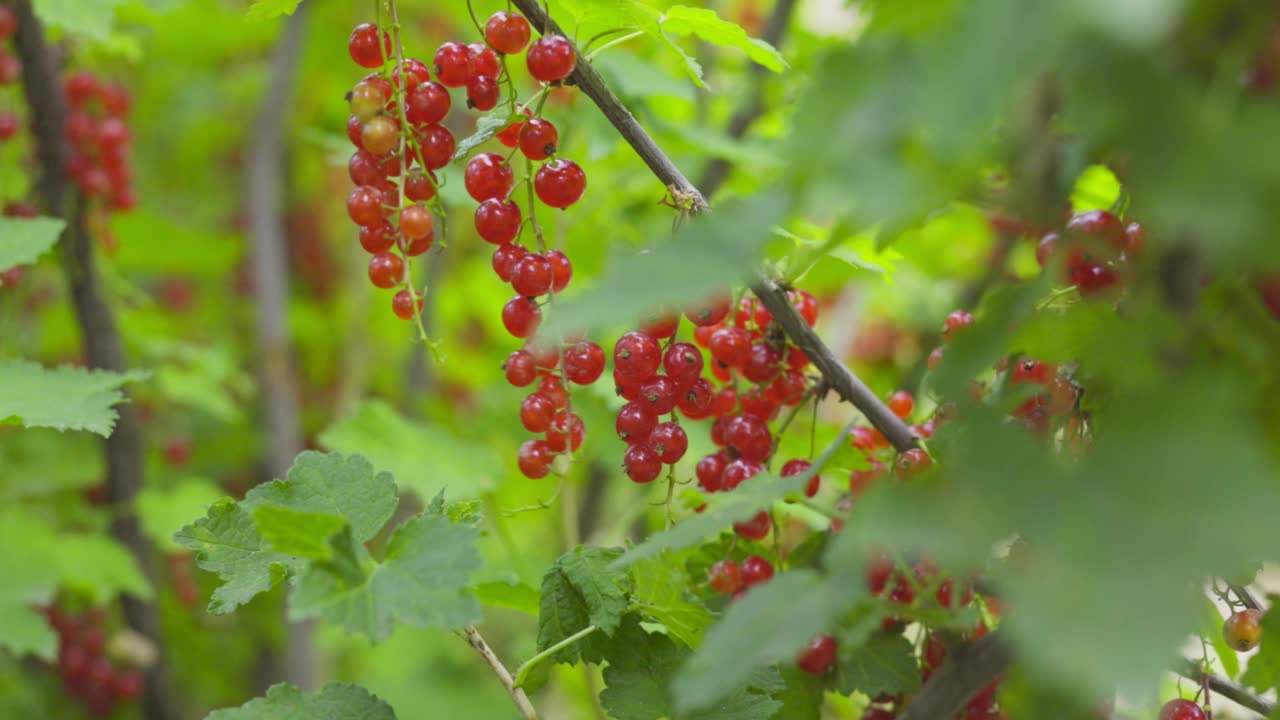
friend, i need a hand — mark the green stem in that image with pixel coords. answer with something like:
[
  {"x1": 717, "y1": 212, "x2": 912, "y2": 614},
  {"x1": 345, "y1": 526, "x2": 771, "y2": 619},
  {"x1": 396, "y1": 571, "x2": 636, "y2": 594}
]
[
  {"x1": 514, "y1": 625, "x2": 598, "y2": 687},
  {"x1": 584, "y1": 30, "x2": 644, "y2": 61}
]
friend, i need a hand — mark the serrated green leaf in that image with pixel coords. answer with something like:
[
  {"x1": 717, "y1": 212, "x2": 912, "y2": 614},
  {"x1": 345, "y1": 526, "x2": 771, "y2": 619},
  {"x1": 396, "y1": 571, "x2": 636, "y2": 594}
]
[
  {"x1": 631, "y1": 555, "x2": 713, "y2": 648},
  {"x1": 246, "y1": 452, "x2": 398, "y2": 544},
  {"x1": 0, "y1": 360, "x2": 146, "y2": 437},
  {"x1": 319, "y1": 401, "x2": 496, "y2": 500},
  {"x1": 288, "y1": 511, "x2": 482, "y2": 641},
  {"x1": 832, "y1": 632, "x2": 920, "y2": 698},
  {"x1": 673, "y1": 570, "x2": 852, "y2": 713},
  {"x1": 537, "y1": 547, "x2": 631, "y2": 663},
  {"x1": 244, "y1": 0, "x2": 303, "y2": 21},
  {"x1": 0, "y1": 606, "x2": 57, "y2": 661},
  {"x1": 769, "y1": 666, "x2": 824, "y2": 720},
  {"x1": 473, "y1": 581, "x2": 540, "y2": 616},
  {"x1": 204, "y1": 681, "x2": 397, "y2": 720},
  {"x1": 252, "y1": 506, "x2": 346, "y2": 561},
  {"x1": 453, "y1": 113, "x2": 512, "y2": 161},
  {"x1": 660, "y1": 6, "x2": 785, "y2": 72},
  {"x1": 174, "y1": 500, "x2": 302, "y2": 614},
  {"x1": 0, "y1": 217, "x2": 64, "y2": 270}
]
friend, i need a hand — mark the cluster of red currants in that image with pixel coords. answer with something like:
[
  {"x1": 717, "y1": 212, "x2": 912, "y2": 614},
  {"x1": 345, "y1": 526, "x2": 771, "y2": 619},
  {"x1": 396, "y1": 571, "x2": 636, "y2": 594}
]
[
  {"x1": 41, "y1": 604, "x2": 143, "y2": 717},
  {"x1": 0, "y1": 6, "x2": 20, "y2": 140},
  {"x1": 706, "y1": 554, "x2": 775, "y2": 598},
  {"x1": 62, "y1": 71, "x2": 136, "y2": 212},
  {"x1": 1035, "y1": 209, "x2": 1143, "y2": 298}
]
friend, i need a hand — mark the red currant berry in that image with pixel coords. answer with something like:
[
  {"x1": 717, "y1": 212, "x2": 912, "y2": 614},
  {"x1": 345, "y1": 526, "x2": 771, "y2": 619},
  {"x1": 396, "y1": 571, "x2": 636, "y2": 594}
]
[
  {"x1": 475, "y1": 198, "x2": 522, "y2": 244},
  {"x1": 790, "y1": 289, "x2": 819, "y2": 326},
  {"x1": 346, "y1": 116, "x2": 366, "y2": 149},
  {"x1": 518, "y1": 438, "x2": 554, "y2": 478},
  {"x1": 504, "y1": 350, "x2": 538, "y2": 387},
  {"x1": 887, "y1": 390, "x2": 913, "y2": 419},
  {"x1": 894, "y1": 448, "x2": 932, "y2": 480},
  {"x1": 767, "y1": 370, "x2": 806, "y2": 406},
  {"x1": 469, "y1": 43, "x2": 501, "y2": 78},
  {"x1": 348, "y1": 149, "x2": 386, "y2": 186},
  {"x1": 795, "y1": 634, "x2": 836, "y2": 675},
  {"x1": 0, "y1": 113, "x2": 17, "y2": 141},
  {"x1": 685, "y1": 293, "x2": 732, "y2": 327},
  {"x1": 497, "y1": 108, "x2": 531, "y2": 147},
  {"x1": 358, "y1": 224, "x2": 396, "y2": 256},
  {"x1": 614, "y1": 331, "x2": 662, "y2": 379},
  {"x1": 676, "y1": 378, "x2": 714, "y2": 419},
  {"x1": 708, "y1": 560, "x2": 743, "y2": 593},
  {"x1": 648, "y1": 421, "x2": 688, "y2": 464},
  {"x1": 511, "y1": 253, "x2": 554, "y2": 297},
  {"x1": 734, "y1": 510, "x2": 772, "y2": 540},
  {"x1": 546, "y1": 411, "x2": 585, "y2": 453},
  {"x1": 349, "y1": 24, "x2": 391, "y2": 68},
  {"x1": 1067, "y1": 209, "x2": 1127, "y2": 252},
  {"x1": 399, "y1": 204, "x2": 433, "y2": 240},
  {"x1": 486, "y1": 11, "x2": 532, "y2": 55},
  {"x1": 539, "y1": 375, "x2": 569, "y2": 410},
  {"x1": 465, "y1": 152, "x2": 514, "y2": 202},
  {"x1": 467, "y1": 74, "x2": 501, "y2": 111},
  {"x1": 368, "y1": 252, "x2": 405, "y2": 289},
  {"x1": 781, "y1": 458, "x2": 819, "y2": 498},
  {"x1": 518, "y1": 118, "x2": 558, "y2": 161},
  {"x1": 390, "y1": 289, "x2": 422, "y2": 320},
  {"x1": 360, "y1": 115, "x2": 399, "y2": 156},
  {"x1": 541, "y1": 250, "x2": 570, "y2": 293},
  {"x1": 1011, "y1": 358, "x2": 1053, "y2": 385},
  {"x1": 741, "y1": 343, "x2": 782, "y2": 384},
  {"x1": 347, "y1": 185, "x2": 385, "y2": 227},
  {"x1": 390, "y1": 57, "x2": 431, "y2": 90},
  {"x1": 405, "y1": 171, "x2": 437, "y2": 202},
  {"x1": 563, "y1": 341, "x2": 605, "y2": 385},
  {"x1": 616, "y1": 401, "x2": 657, "y2": 444},
  {"x1": 520, "y1": 392, "x2": 557, "y2": 432},
  {"x1": 942, "y1": 310, "x2": 973, "y2": 342},
  {"x1": 722, "y1": 458, "x2": 763, "y2": 491},
  {"x1": 433, "y1": 41, "x2": 474, "y2": 87},
  {"x1": 492, "y1": 243, "x2": 528, "y2": 282},
  {"x1": 662, "y1": 342, "x2": 704, "y2": 387},
  {"x1": 1158, "y1": 699, "x2": 1206, "y2": 720},
  {"x1": 415, "y1": 124, "x2": 456, "y2": 170},
  {"x1": 725, "y1": 414, "x2": 773, "y2": 462},
  {"x1": 527, "y1": 35, "x2": 576, "y2": 82},
  {"x1": 623, "y1": 444, "x2": 662, "y2": 483},
  {"x1": 349, "y1": 79, "x2": 389, "y2": 122},
  {"x1": 534, "y1": 158, "x2": 586, "y2": 208},
  {"x1": 709, "y1": 326, "x2": 750, "y2": 367},
  {"x1": 1223, "y1": 609, "x2": 1263, "y2": 652},
  {"x1": 849, "y1": 456, "x2": 885, "y2": 495},
  {"x1": 741, "y1": 555, "x2": 774, "y2": 587},
  {"x1": 502, "y1": 296, "x2": 542, "y2": 338},
  {"x1": 405, "y1": 81, "x2": 451, "y2": 126},
  {"x1": 637, "y1": 375, "x2": 677, "y2": 415},
  {"x1": 696, "y1": 452, "x2": 727, "y2": 492}
]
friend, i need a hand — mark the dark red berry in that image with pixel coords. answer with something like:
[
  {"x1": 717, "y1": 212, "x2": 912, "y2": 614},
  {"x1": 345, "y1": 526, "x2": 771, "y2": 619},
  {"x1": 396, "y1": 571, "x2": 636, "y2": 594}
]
[
  {"x1": 520, "y1": 393, "x2": 557, "y2": 432},
  {"x1": 546, "y1": 411, "x2": 585, "y2": 453},
  {"x1": 741, "y1": 555, "x2": 774, "y2": 586},
  {"x1": 346, "y1": 185, "x2": 385, "y2": 227},
  {"x1": 518, "y1": 118, "x2": 558, "y2": 161},
  {"x1": 405, "y1": 81, "x2": 451, "y2": 126},
  {"x1": 696, "y1": 452, "x2": 727, "y2": 492},
  {"x1": 518, "y1": 439, "x2": 554, "y2": 478},
  {"x1": 433, "y1": 41, "x2": 474, "y2": 87},
  {"x1": 781, "y1": 458, "x2": 818, "y2": 498},
  {"x1": 722, "y1": 458, "x2": 763, "y2": 490},
  {"x1": 527, "y1": 35, "x2": 576, "y2": 82},
  {"x1": 392, "y1": 290, "x2": 422, "y2": 319},
  {"x1": 648, "y1": 421, "x2": 688, "y2": 464},
  {"x1": 725, "y1": 414, "x2": 772, "y2": 462},
  {"x1": 614, "y1": 331, "x2": 662, "y2": 379},
  {"x1": 708, "y1": 560, "x2": 743, "y2": 593},
  {"x1": 534, "y1": 158, "x2": 586, "y2": 208},
  {"x1": 894, "y1": 448, "x2": 932, "y2": 480},
  {"x1": 623, "y1": 444, "x2": 662, "y2": 483},
  {"x1": 616, "y1": 402, "x2": 657, "y2": 444},
  {"x1": 415, "y1": 124, "x2": 456, "y2": 170},
  {"x1": 1158, "y1": 699, "x2": 1205, "y2": 720},
  {"x1": 504, "y1": 350, "x2": 538, "y2": 387},
  {"x1": 563, "y1": 341, "x2": 605, "y2": 385},
  {"x1": 466, "y1": 74, "x2": 501, "y2": 111},
  {"x1": 734, "y1": 510, "x2": 772, "y2": 540},
  {"x1": 741, "y1": 343, "x2": 782, "y2": 384}
]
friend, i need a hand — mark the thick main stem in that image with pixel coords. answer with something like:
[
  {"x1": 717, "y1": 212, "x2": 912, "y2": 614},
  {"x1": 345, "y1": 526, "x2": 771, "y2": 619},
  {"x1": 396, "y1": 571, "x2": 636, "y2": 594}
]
[
  {"x1": 463, "y1": 626, "x2": 540, "y2": 720},
  {"x1": 11, "y1": 2, "x2": 178, "y2": 719},
  {"x1": 896, "y1": 633, "x2": 1013, "y2": 720},
  {"x1": 1175, "y1": 658, "x2": 1274, "y2": 718},
  {"x1": 246, "y1": 5, "x2": 313, "y2": 690}
]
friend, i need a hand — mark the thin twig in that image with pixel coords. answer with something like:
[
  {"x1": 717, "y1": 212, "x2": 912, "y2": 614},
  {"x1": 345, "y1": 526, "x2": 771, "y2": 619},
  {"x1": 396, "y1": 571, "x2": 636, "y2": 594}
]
[
  {"x1": 1175, "y1": 658, "x2": 1275, "y2": 718},
  {"x1": 1231, "y1": 584, "x2": 1264, "y2": 612},
  {"x1": 462, "y1": 626, "x2": 541, "y2": 720},
  {"x1": 11, "y1": 3, "x2": 178, "y2": 718},
  {"x1": 896, "y1": 633, "x2": 1013, "y2": 720}
]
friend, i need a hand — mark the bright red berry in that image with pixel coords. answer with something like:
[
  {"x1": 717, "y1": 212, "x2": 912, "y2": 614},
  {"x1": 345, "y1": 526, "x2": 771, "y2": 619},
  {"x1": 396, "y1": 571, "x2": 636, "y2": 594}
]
[
  {"x1": 616, "y1": 401, "x2": 657, "y2": 444},
  {"x1": 367, "y1": 252, "x2": 405, "y2": 289},
  {"x1": 781, "y1": 458, "x2": 818, "y2": 498},
  {"x1": 492, "y1": 243, "x2": 528, "y2": 282},
  {"x1": 534, "y1": 158, "x2": 586, "y2": 208},
  {"x1": 465, "y1": 152, "x2": 514, "y2": 202},
  {"x1": 518, "y1": 439, "x2": 554, "y2": 478},
  {"x1": 467, "y1": 74, "x2": 501, "y2": 111},
  {"x1": 648, "y1": 422, "x2": 688, "y2": 464},
  {"x1": 709, "y1": 327, "x2": 750, "y2": 367},
  {"x1": 502, "y1": 296, "x2": 542, "y2": 338},
  {"x1": 497, "y1": 108, "x2": 531, "y2": 147},
  {"x1": 520, "y1": 393, "x2": 557, "y2": 432},
  {"x1": 475, "y1": 199, "x2": 522, "y2": 244},
  {"x1": 415, "y1": 124, "x2": 456, "y2": 170},
  {"x1": 349, "y1": 24, "x2": 391, "y2": 68},
  {"x1": 696, "y1": 452, "x2": 727, "y2": 492},
  {"x1": 511, "y1": 253, "x2": 554, "y2": 297},
  {"x1": 346, "y1": 185, "x2": 385, "y2": 226},
  {"x1": 741, "y1": 343, "x2": 782, "y2": 384},
  {"x1": 527, "y1": 35, "x2": 576, "y2": 82},
  {"x1": 662, "y1": 343, "x2": 704, "y2": 387},
  {"x1": 504, "y1": 350, "x2": 538, "y2": 387},
  {"x1": 741, "y1": 555, "x2": 774, "y2": 587},
  {"x1": 623, "y1": 444, "x2": 662, "y2": 483},
  {"x1": 468, "y1": 43, "x2": 501, "y2": 79},
  {"x1": 708, "y1": 560, "x2": 743, "y2": 593},
  {"x1": 676, "y1": 378, "x2": 714, "y2": 419},
  {"x1": 391, "y1": 289, "x2": 423, "y2": 320},
  {"x1": 1158, "y1": 699, "x2": 1206, "y2": 720},
  {"x1": 405, "y1": 82, "x2": 451, "y2": 126},
  {"x1": 887, "y1": 390, "x2": 913, "y2": 419},
  {"x1": 399, "y1": 204, "x2": 433, "y2": 240},
  {"x1": 614, "y1": 331, "x2": 662, "y2": 379},
  {"x1": 547, "y1": 249, "x2": 572, "y2": 292},
  {"x1": 433, "y1": 41, "x2": 474, "y2": 87},
  {"x1": 563, "y1": 341, "x2": 605, "y2": 385},
  {"x1": 722, "y1": 458, "x2": 764, "y2": 491},
  {"x1": 485, "y1": 12, "x2": 532, "y2": 55},
  {"x1": 518, "y1": 118, "x2": 558, "y2": 161},
  {"x1": 942, "y1": 310, "x2": 973, "y2": 342},
  {"x1": 546, "y1": 411, "x2": 585, "y2": 453}
]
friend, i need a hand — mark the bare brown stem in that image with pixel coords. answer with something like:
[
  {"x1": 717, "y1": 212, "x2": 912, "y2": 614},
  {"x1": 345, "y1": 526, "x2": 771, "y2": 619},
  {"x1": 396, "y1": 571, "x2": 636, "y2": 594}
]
[{"x1": 462, "y1": 626, "x2": 540, "y2": 720}]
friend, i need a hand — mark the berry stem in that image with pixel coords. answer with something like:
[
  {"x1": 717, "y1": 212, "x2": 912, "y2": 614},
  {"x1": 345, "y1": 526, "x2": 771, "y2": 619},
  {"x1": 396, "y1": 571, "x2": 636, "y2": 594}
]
[
  {"x1": 1174, "y1": 658, "x2": 1274, "y2": 718},
  {"x1": 583, "y1": 30, "x2": 644, "y2": 61},
  {"x1": 461, "y1": 626, "x2": 541, "y2": 720},
  {"x1": 513, "y1": 624, "x2": 599, "y2": 688}
]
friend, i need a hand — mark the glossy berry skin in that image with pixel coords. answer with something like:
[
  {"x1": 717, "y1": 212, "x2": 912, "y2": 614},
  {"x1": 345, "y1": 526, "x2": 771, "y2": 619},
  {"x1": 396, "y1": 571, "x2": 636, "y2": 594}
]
[
  {"x1": 781, "y1": 458, "x2": 819, "y2": 498},
  {"x1": 741, "y1": 343, "x2": 782, "y2": 384},
  {"x1": 535, "y1": 159, "x2": 586, "y2": 209},
  {"x1": 614, "y1": 331, "x2": 662, "y2": 379},
  {"x1": 433, "y1": 42, "x2": 474, "y2": 87},
  {"x1": 1223, "y1": 609, "x2": 1263, "y2": 651},
  {"x1": 465, "y1": 152, "x2": 514, "y2": 202},
  {"x1": 1067, "y1": 209, "x2": 1127, "y2": 251},
  {"x1": 1157, "y1": 699, "x2": 1206, "y2": 720},
  {"x1": 349, "y1": 24, "x2": 391, "y2": 68},
  {"x1": 725, "y1": 414, "x2": 773, "y2": 462},
  {"x1": 648, "y1": 422, "x2": 688, "y2": 464},
  {"x1": 347, "y1": 185, "x2": 385, "y2": 226},
  {"x1": 895, "y1": 448, "x2": 932, "y2": 480},
  {"x1": 511, "y1": 253, "x2": 554, "y2": 297},
  {"x1": 368, "y1": 253, "x2": 405, "y2": 289},
  {"x1": 391, "y1": 290, "x2": 423, "y2": 320},
  {"x1": 497, "y1": 109, "x2": 531, "y2": 147},
  {"x1": 518, "y1": 118, "x2": 558, "y2": 161},
  {"x1": 741, "y1": 555, "x2": 774, "y2": 587},
  {"x1": 677, "y1": 378, "x2": 714, "y2": 419},
  {"x1": 722, "y1": 458, "x2": 764, "y2": 491},
  {"x1": 734, "y1": 510, "x2": 772, "y2": 540},
  {"x1": 637, "y1": 375, "x2": 677, "y2": 416},
  {"x1": 527, "y1": 35, "x2": 576, "y2": 82},
  {"x1": 942, "y1": 310, "x2": 973, "y2": 342},
  {"x1": 405, "y1": 171, "x2": 437, "y2": 202},
  {"x1": 485, "y1": 11, "x2": 531, "y2": 54},
  {"x1": 518, "y1": 439, "x2": 554, "y2": 479},
  {"x1": 475, "y1": 199, "x2": 522, "y2": 244},
  {"x1": 492, "y1": 243, "x2": 528, "y2": 282},
  {"x1": 405, "y1": 82, "x2": 451, "y2": 126},
  {"x1": 709, "y1": 327, "x2": 750, "y2": 367},
  {"x1": 708, "y1": 560, "x2": 743, "y2": 593},
  {"x1": 469, "y1": 43, "x2": 501, "y2": 79},
  {"x1": 546, "y1": 411, "x2": 585, "y2": 453},
  {"x1": 466, "y1": 74, "x2": 500, "y2": 111},
  {"x1": 696, "y1": 453, "x2": 727, "y2": 492},
  {"x1": 623, "y1": 444, "x2": 662, "y2": 483},
  {"x1": 504, "y1": 350, "x2": 537, "y2": 387},
  {"x1": 547, "y1": 249, "x2": 573, "y2": 292},
  {"x1": 796, "y1": 635, "x2": 837, "y2": 675},
  {"x1": 416, "y1": 124, "x2": 456, "y2": 170},
  {"x1": 520, "y1": 393, "x2": 557, "y2": 432},
  {"x1": 887, "y1": 390, "x2": 913, "y2": 419},
  {"x1": 399, "y1": 205, "x2": 433, "y2": 240},
  {"x1": 391, "y1": 58, "x2": 431, "y2": 90},
  {"x1": 358, "y1": 222, "x2": 394, "y2": 253},
  {"x1": 501, "y1": 297, "x2": 542, "y2": 338},
  {"x1": 662, "y1": 342, "x2": 704, "y2": 387},
  {"x1": 563, "y1": 341, "x2": 605, "y2": 385},
  {"x1": 360, "y1": 115, "x2": 399, "y2": 155},
  {"x1": 348, "y1": 80, "x2": 388, "y2": 122},
  {"x1": 616, "y1": 402, "x2": 657, "y2": 444}
]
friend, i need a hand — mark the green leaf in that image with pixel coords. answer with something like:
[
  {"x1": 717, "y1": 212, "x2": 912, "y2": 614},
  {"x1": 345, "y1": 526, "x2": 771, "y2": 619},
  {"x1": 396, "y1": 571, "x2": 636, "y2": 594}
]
[
  {"x1": 611, "y1": 471, "x2": 808, "y2": 569},
  {"x1": 247, "y1": 451, "x2": 399, "y2": 544},
  {"x1": 546, "y1": 192, "x2": 790, "y2": 337},
  {"x1": 832, "y1": 632, "x2": 920, "y2": 698},
  {"x1": 537, "y1": 546, "x2": 631, "y2": 663},
  {"x1": 252, "y1": 506, "x2": 346, "y2": 561},
  {"x1": 453, "y1": 113, "x2": 513, "y2": 161},
  {"x1": 473, "y1": 581, "x2": 540, "y2": 616},
  {"x1": 319, "y1": 400, "x2": 497, "y2": 500},
  {"x1": 136, "y1": 478, "x2": 225, "y2": 552},
  {"x1": 1242, "y1": 597, "x2": 1280, "y2": 693},
  {"x1": 660, "y1": 6, "x2": 785, "y2": 73},
  {"x1": 769, "y1": 666, "x2": 824, "y2": 720},
  {"x1": 288, "y1": 510, "x2": 482, "y2": 641},
  {"x1": 673, "y1": 570, "x2": 851, "y2": 713},
  {"x1": 630, "y1": 554, "x2": 713, "y2": 648},
  {"x1": 1068, "y1": 164, "x2": 1123, "y2": 213},
  {"x1": 244, "y1": 0, "x2": 303, "y2": 21},
  {"x1": 32, "y1": 0, "x2": 123, "y2": 39},
  {"x1": 1201, "y1": 597, "x2": 1238, "y2": 681},
  {"x1": 174, "y1": 499, "x2": 303, "y2": 613},
  {"x1": 0, "y1": 360, "x2": 146, "y2": 437},
  {"x1": 204, "y1": 682, "x2": 397, "y2": 720},
  {"x1": 0, "y1": 217, "x2": 64, "y2": 270}
]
